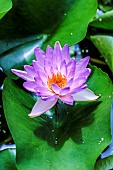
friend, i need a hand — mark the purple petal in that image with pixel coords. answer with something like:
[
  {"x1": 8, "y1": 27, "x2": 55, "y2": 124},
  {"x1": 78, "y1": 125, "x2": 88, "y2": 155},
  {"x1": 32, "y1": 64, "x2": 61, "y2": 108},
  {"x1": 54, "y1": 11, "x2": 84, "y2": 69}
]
[
  {"x1": 46, "y1": 45, "x2": 53, "y2": 60},
  {"x1": 53, "y1": 41, "x2": 62, "y2": 69},
  {"x1": 32, "y1": 60, "x2": 44, "y2": 73},
  {"x1": 28, "y1": 98, "x2": 58, "y2": 117},
  {"x1": 76, "y1": 56, "x2": 90, "y2": 71},
  {"x1": 74, "y1": 68, "x2": 91, "y2": 79},
  {"x1": 66, "y1": 78, "x2": 73, "y2": 87},
  {"x1": 73, "y1": 88, "x2": 99, "y2": 101},
  {"x1": 60, "y1": 87, "x2": 70, "y2": 96},
  {"x1": 38, "y1": 71, "x2": 48, "y2": 85},
  {"x1": 34, "y1": 47, "x2": 45, "y2": 61},
  {"x1": 23, "y1": 81, "x2": 37, "y2": 92},
  {"x1": 69, "y1": 84, "x2": 87, "y2": 94},
  {"x1": 59, "y1": 94, "x2": 74, "y2": 105},
  {"x1": 54, "y1": 41, "x2": 62, "y2": 51},
  {"x1": 67, "y1": 68, "x2": 75, "y2": 80},
  {"x1": 66, "y1": 58, "x2": 76, "y2": 79},
  {"x1": 34, "y1": 49, "x2": 45, "y2": 71},
  {"x1": 35, "y1": 87, "x2": 54, "y2": 96},
  {"x1": 50, "y1": 64, "x2": 58, "y2": 75},
  {"x1": 62, "y1": 44, "x2": 70, "y2": 63},
  {"x1": 41, "y1": 95, "x2": 57, "y2": 101},
  {"x1": 60, "y1": 60, "x2": 67, "y2": 77},
  {"x1": 34, "y1": 76, "x2": 44, "y2": 87},
  {"x1": 67, "y1": 58, "x2": 76, "y2": 68},
  {"x1": 52, "y1": 84, "x2": 61, "y2": 94},
  {"x1": 11, "y1": 69, "x2": 33, "y2": 81},
  {"x1": 44, "y1": 60, "x2": 52, "y2": 78},
  {"x1": 24, "y1": 65, "x2": 36, "y2": 77},
  {"x1": 70, "y1": 77, "x2": 87, "y2": 90}
]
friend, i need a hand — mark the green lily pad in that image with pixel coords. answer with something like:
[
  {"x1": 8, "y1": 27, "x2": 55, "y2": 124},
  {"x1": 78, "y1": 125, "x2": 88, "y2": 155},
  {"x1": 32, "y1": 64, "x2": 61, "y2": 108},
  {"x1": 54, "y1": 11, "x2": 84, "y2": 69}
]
[
  {"x1": 95, "y1": 155, "x2": 113, "y2": 170},
  {"x1": 90, "y1": 10, "x2": 113, "y2": 30},
  {"x1": 2, "y1": 66, "x2": 113, "y2": 170},
  {"x1": 43, "y1": 0, "x2": 97, "y2": 48},
  {"x1": 90, "y1": 35, "x2": 113, "y2": 72},
  {"x1": 0, "y1": 34, "x2": 46, "y2": 55},
  {"x1": 0, "y1": 0, "x2": 76, "y2": 54},
  {"x1": 0, "y1": 35, "x2": 47, "y2": 78},
  {"x1": 0, "y1": 0, "x2": 12, "y2": 20},
  {"x1": 0, "y1": 149, "x2": 17, "y2": 170},
  {"x1": 0, "y1": 0, "x2": 97, "y2": 50}
]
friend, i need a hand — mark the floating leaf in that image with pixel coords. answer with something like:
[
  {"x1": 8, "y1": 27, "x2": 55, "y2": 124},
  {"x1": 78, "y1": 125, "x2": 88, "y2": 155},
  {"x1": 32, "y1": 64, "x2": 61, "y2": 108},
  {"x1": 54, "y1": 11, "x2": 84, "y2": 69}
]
[
  {"x1": 0, "y1": 0, "x2": 93, "y2": 37},
  {"x1": 43, "y1": 0, "x2": 97, "y2": 48},
  {"x1": 90, "y1": 10, "x2": 113, "y2": 30},
  {"x1": 0, "y1": 0, "x2": 75, "y2": 53},
  {"x1": 0, "y1": 0, "x2": 75, "y2": 55},
  {"x1": 0, "y1": 0, "x2": 97, "y2": 51},
  {"x1": 95, "y1": 155, "x2": 113, "y2": 170},
  {"x1": 2, "y1": 66, "x2": 112, "y2": 170},
  {"x1": 90, "y1": 35, "x2": 113, "y2": 72},
  {"x1": 0, "y1": 35, "x2": 47, "y2": 78},
  {"x1": 0, "y1": 0, "x2": 12, "y2": 20},
  {"x1": 0, "y1": 149, "x2": 17, "y2": 170},
  {"x1": 0, "y1": 34, "x2": 45, "y2": 55}
]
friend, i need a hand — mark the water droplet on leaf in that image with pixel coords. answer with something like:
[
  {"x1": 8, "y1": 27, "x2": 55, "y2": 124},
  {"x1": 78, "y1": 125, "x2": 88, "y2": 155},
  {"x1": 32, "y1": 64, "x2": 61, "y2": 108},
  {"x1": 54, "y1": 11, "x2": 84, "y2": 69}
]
[
  {"x1": 99, "y1": 18, "x2": 102, "y2": 21},
  {"x1": 101, "y1": 138, "x2": 104, "y2": 141},
  {"x1": 55, "y1": 140, "x2": 58, "y2": 145}
]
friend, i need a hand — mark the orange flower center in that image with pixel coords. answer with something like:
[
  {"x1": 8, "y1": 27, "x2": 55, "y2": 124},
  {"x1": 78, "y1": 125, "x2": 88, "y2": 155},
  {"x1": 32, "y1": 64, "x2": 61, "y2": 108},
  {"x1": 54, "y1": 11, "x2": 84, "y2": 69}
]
[{"x1": 48, "y1": 73, "x2": 67, "y2": 90}]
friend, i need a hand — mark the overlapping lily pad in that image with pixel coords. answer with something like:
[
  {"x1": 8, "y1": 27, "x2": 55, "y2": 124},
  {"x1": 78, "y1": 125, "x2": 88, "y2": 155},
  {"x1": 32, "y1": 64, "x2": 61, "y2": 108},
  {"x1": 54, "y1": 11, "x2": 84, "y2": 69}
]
[
  {"x1": 90, "y1": 10, "x2": 113, "y2": 30},
  {"x1": 0, "y1": 0, "x2": 97, "y2": 52},
  {"x1": 0, "y1": 35, "x2": 47, "y2": 78},
  {"x1": 95, "y1": 155, "x2": 113, "y2": 170},
  {"x1": 2, "y1": 66, "x2": 112, "y2": 170},
  {"x1": 0, "y1": 149, "x2": 17, "y2": 170},
  {"x1": 91, "y1": 35, "x2": 113, "y2": 72},
  {"x1": 43, "y1": 0, "x2": 97, "y2": 48},
  {"x1": 0, "y1": 0, "x2": 12, "y2": 20}
]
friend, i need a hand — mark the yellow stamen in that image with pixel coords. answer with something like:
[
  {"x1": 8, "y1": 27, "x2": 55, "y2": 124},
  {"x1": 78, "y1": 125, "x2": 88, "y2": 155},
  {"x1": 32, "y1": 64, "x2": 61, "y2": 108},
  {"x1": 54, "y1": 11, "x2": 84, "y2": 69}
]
[{"x1": 48, "y1": 73, "x2": 67, "y2": 90}]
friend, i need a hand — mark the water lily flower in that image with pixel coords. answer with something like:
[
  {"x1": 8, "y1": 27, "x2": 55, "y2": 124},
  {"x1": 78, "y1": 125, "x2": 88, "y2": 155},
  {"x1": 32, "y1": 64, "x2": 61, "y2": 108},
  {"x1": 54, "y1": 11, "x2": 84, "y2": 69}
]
[{"x1": 12, "y1": 42, "x2": 99, "y2": 117}]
